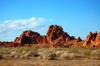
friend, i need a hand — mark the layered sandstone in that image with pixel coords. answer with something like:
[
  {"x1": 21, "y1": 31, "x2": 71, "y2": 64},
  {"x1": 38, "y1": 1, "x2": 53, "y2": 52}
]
[
  {"x1": 0, "y1": 25, "x2": 100, "y2": 48},
  {"x1": 15, "y1": 30, "x2": 41, "y2": 44},
  {"x1": 14, "y1": 25, "x2": 77, "y2": 47},
  {"x1": 46, "y1": 25, "x2": 77, "y2": 47},
  {"x1": 83, "y1": 32, "x2": 100, "y2": 48}
]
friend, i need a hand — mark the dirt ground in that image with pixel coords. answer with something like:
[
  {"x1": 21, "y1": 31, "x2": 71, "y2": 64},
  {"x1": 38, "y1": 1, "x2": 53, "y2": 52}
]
[{"x1": 0, "y1": 59, "x2": 100, "y2": 66}]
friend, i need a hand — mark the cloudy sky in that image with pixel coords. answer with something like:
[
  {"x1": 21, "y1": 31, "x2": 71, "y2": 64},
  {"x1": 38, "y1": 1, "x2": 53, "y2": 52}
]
[{"x1": 0, "y1": 0, "x2": 100, "y2": 41}]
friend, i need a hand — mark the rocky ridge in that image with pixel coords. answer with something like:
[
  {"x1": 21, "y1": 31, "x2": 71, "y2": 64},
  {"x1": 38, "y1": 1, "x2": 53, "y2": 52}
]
[{"x1": 0, "y1": 25, "x2": 100, "y2": 48}]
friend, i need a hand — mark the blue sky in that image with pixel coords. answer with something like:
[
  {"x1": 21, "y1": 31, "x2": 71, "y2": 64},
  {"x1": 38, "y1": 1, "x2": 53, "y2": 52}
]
[{"x1": 0, "y1": 0, "x2": 100, "y2": 41}]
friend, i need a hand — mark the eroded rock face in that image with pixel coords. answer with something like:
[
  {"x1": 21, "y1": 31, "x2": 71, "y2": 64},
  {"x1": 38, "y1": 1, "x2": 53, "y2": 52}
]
[
  {"x1": 14, "y1": 25, "x2": 77, "y2": 47},
  {"x1": 83, "y1": 32, "x2": 100, "y2": 47},
  {"x1": 47, "y1": 25, "x2": 70, "y2": 41},
  {"x1": 46, "y1": 25, "x2": 76, "y2": 47},
  {"x1": 0, "y1": 25, "x2": 83, "y2": 47},
  {"x1": 15, "y1": 30, "x2": 41, "y2": 44},
  {"x1": 0, "y1": 25, "x2": 86, "y2": 48}
]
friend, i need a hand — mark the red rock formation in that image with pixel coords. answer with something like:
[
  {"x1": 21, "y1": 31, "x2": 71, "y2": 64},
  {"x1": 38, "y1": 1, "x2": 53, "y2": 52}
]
[
  {"x1": 14, "y1": 25, "x2": 77, "y2": 47},
  {"x1": 0, "y1": 41, "x2": 19, "y2": 47},
  {"x1": 2, "y1": 25, "x2": 100, "y2": 48},
  {"x1": 46, "y1": 25, "x2": 76, "y2": 47},
  {"x1": 15, "y1": 30, "x2": 41, "y2": 44},
  {"x1": 83, "y1": 32, "x2": 100, "y2": 48}
]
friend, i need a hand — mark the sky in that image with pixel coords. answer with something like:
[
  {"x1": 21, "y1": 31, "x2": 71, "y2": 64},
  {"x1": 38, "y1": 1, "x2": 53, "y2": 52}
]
[{"x1": 0, "y1": 0, "x2": 100, "y2": 41}]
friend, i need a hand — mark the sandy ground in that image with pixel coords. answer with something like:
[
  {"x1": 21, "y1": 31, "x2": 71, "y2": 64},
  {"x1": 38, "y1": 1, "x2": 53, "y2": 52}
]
[{"x1": 0, "y1": 59, "x2": 100, "y2": 66}]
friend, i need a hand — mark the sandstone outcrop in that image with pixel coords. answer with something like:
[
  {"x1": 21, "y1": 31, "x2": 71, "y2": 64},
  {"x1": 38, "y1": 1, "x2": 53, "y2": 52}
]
[
  {"x1": 15, "y1": 30, "x2": 41, "y2": 44},
  {"x1": 0, "y1": 25, "x2": 100, "y2": 48},
  {"x1": 83, "y1": 32, "x2": 100, "y2": 48},
  {"x1": 46, "y1": 25, "x2": 76, "y2": 47},
  {"x1": 14, "y1": 25, "x2": 77, "y2": 47}
]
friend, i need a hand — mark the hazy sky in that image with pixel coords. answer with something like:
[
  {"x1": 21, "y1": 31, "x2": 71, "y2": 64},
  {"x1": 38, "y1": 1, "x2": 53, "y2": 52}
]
[{"x1": 0, "y1": 0, "x2": 100, "y2": 41}]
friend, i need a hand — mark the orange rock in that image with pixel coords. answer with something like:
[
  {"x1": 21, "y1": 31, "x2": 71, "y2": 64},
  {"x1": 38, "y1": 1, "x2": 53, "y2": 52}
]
[
  {"x1": 2, "y1": 25, "x2": 97, "y2": 48},
  {"x1": 14, "y1": 30, "x2": 41, "y2": 44},
  {"x1": 83, "y1": 32, "x2": 100, "y2": 48}
]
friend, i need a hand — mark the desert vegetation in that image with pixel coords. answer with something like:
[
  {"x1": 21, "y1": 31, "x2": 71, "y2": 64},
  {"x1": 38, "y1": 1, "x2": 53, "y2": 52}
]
[
  {"x1": 0, "y1": 47, "x2": 100, "y2": 66},
  {"x1": 0, "y1": 46, "x2": 100, "y2": 60}
]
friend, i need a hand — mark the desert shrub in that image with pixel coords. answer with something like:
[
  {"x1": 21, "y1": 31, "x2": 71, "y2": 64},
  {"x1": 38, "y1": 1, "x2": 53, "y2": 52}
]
[
  {"x1": 37, "y1": 48, "x2": 57, "y2": 60},
  {"x1": 89, "y1": 50, "x2": 100, "y2": 59},
  {"x1": 0, "y1": 47, "x2": 100, "y2": 60}
]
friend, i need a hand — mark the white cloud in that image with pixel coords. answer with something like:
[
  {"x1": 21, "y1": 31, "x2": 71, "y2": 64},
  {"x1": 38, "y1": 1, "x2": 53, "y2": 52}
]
[
  {"x1": 0, "y1": 17, "x2": 48, "y2": 31},
  {"x1": 0, "y1": 17, "x2": 53, "y2": 41}
]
